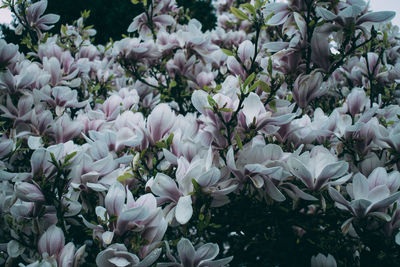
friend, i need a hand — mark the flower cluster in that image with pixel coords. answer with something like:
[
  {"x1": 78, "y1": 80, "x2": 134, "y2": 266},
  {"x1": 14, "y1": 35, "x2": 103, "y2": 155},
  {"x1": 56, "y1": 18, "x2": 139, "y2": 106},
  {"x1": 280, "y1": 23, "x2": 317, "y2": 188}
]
[{"x1": 1, "y1": 0, "x2": 400, "y2": 266}]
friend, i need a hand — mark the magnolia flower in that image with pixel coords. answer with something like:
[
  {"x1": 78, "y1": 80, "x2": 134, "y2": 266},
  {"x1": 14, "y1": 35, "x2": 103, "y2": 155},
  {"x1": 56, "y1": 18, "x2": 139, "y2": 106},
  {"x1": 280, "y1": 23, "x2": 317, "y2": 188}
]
[
  {"x1": 14, "y1": 182, "x2": 45, "y2": 202},
  {"x1": 158, "y1": 238, "x2": 233, "y2": 267},
  {"x1": 38, "y1": 225, "x2": 65, "y2": 256},
  {"x1": 329, "y1": 171, "x2": 400, "y2": 219},
  {"x1": 311, "y1": 253, "x2": 337, "y2": 267},
  {"x1": 23, "y1": 0, "x2": 60, "y2": 38},
  {"x1": 292, "y1": 72, "x2": 325, "y2": 108},
  {"x1": 288, "y1": 146, "x2": 350, "y2": 192},
  {"x1": 226, "y1": 140, "x2": 288, "y2": 202},
  {"x1": 147, "y1": 103, "x2": 176, "y2": 144},
  {"x1": 0, "y1": 40, "x2": 18, "y2": 68},
  {"x1": 346, "y1": 88, "x2": 367, "y2": 117},
  {"x1": 316, "y1": 5, "x2": 395, "y2": 27},
  {"x1": 96, "y1": 244, "x2": 161, "y2": 267}
]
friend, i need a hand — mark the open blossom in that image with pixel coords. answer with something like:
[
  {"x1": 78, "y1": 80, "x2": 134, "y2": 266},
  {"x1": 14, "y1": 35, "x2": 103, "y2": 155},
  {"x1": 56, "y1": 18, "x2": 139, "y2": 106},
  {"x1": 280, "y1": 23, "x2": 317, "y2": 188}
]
[
  {"x1": 288, "y1": 146, "x2": 350, "y2": 192},
  {"x1": 329, "y1": 170, "x2": 400, "y2": 218},
  {"x1": 158, "y1": 238, "x2": 233, "y2": 267}
]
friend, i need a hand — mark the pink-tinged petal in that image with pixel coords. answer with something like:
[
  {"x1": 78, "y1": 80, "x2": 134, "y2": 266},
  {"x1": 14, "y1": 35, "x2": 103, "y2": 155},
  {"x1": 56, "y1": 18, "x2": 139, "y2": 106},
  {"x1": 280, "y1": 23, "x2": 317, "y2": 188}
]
[
  {"x1": 37, "y1": 14, "x2": 60, "y2": 25},
  {"x1": 227, "y1": 56, "x2": 245, "y2": 78},
  {"x1": 315, "y1": 162, "x2": 348, "y2": 190},
  {"x1": 175, "y1": 196, "x2": 193, "y2": 224},
  {"x1": 150, "y1": 173, "x2": 181, "y2": 202},
  {"x1": 191, "y1": 90, "x2": 210, "y2": 114},
  {"x1": 352, "y1": 173, "x2": 369, "y2": 200},
  {"x1": 368, "y1": 167, "x2": 388, "y2": 189},
  {"x1": 351, "y1": 199, "x2": 371, "y2": 217},
  {"x1": 316, "y1": 7, "x2": 337, "y2": 21},
  {"x1": 263, "y1": 42, "x2": 289, "y2": 53},
  {"x1": 347, "y1": 88, "x2": 366, "y2": 117},
  {"x1": 250, "y1": 175, "x2": 264, "y2": 188},
  {"x1": 370, "y1": 191, "x2": 400, "y2": 211},
  {"x1": 133, "y1": 193, "x2": 157, "y2": 210},
  {"x1": 265, "y1": 178, "x2": 285, "y2": 202},
  {"x1": 29, "y1": 0, "x2": 47, "y2": 21},
  {"x1": 329, "y1": 173, "x2": 352, "y2": 186},
  {"x1": 38, "y1": 225, "x2": 65, "y2": 256},
  {"x1": 226, "y1": 147, "x2": 237, "y2": 171},
  {"x1": 242, "y1": 92, "x2": 264, "y2": 126},
  {"x1": 153, "y1": 14, "x2": 174, "y2": 26},
  {"x1": 116, "y1": 207, "x2": 149, "y2": 235},
  {"x1": 177, "y1": 238, "x2": 195, "y2": 266},
  {"x1": 105, "y1": 182, "x2": 126, "y2": 216},
  {"x1": 237, "y1": 40, "x2": 254, "y2": 64},
  {"x1": 202, "y1": 257, "x2": 233, "y2": 267},
  {"x1": 328, "y1": 187, "x2": 351, "y2": 210},
  {"x1": 245, "y1": 164, "x2": 281, "y2": 176},
  {"x1": 267, "y1": 11, "x2": 290, "y2": 25},
  {"x1": 138, "y1": 248, "x2": 162, "y2": 266},
  {"x1": 367, "y1": 185, "x2": 390, "y2": 203},
  {"x1": 14, "y1": 182, "x2": 45, "y2": 202},
  {"x1": 197, "y1": 167, "x2": 220, "y2": 187},
  {"x1": 388, "y1": 171, "x2": 400, "y2": 193},
  {"x1": 58, "y1": 242, "x2": 75, "y2": 267},
  {"x1": 288, "y1": 157, "x2": 314, "y2": 189},
  {"x1": 147, "y1": 103, "x2": 176, "y2": 142},
  {"x1": 283, "y1": 183, "x2": 318, "y2": 201},
  {"x1": 357, "y1": 11, "x2": 395, "y2": 25},
  {"x1": 311, "y1": 25, "x2": 333, "y2": 71},
  {"x1": 195, "y1": 243, "x2": 219, "y2": 263}
]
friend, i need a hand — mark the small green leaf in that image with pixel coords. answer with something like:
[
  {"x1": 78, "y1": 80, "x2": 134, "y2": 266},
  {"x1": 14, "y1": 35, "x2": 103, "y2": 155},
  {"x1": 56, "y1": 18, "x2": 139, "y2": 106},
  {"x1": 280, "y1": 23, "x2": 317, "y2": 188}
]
[
  {"x1": 259, "y1": 80, "x2": 270, "y2": 93},
  {"x1": 231, "y1": 7, "x2": 248, "y2": 21},
  {"x1": 207, "y1": 95, "x2": 217, "y2": 107},
  {"x1": 117, "y1": 172, "x2": 134, "y2": 183},
  {"x1": 243, "y1": 73, "x2": 256, "y2": 89},
  {"x1": 248, "y1": 80, "x2": 261, "y2": 93},
  {"x1": 156, "y1": 141, "x2": 167, "y2": 149},
  {"x1": 220, "y1": 107, "x2": 233, "y2": 112},
  {"x1": 221, "y1": 49, "x2": 234, "y2": 56},
  {"x1": 166, "y1": 133, "x2": 174, "y2": 147},
  {"x1": 269, "y1": 100, "x2": 277, "y2": 112},
  {"x1": 64, "y1": 151, "x2": 77, "y2": 163},
  {"x1": 235, "y1": 134, "x2": 243, "y2": 150},
  {"x1": 192, "y1": 178, "x2": 201, "y2": 193},
  {"x1": 241, "y1": 3, "x2": 256, "y2": 16}
]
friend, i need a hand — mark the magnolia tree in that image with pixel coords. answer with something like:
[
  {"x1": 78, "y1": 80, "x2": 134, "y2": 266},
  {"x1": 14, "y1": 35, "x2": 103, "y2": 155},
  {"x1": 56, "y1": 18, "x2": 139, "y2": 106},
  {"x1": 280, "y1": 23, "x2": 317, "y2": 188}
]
[{"x1": 1, "y1": 0, "x2": 400, "y2": 266}]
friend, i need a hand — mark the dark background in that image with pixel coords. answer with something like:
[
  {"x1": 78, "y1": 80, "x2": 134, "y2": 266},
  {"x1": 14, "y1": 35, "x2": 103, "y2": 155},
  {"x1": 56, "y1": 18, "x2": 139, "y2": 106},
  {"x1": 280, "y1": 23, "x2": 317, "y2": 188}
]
[{"x1": 1, "y1": 0, "x2": 217, "y2": 45}]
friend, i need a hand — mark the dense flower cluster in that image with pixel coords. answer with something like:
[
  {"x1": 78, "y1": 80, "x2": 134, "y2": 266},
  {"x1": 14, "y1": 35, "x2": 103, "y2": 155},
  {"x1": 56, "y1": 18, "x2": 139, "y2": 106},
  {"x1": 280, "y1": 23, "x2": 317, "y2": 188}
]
[{"x1": 1, "y1": 0, "x2": 400, "y2": 266}]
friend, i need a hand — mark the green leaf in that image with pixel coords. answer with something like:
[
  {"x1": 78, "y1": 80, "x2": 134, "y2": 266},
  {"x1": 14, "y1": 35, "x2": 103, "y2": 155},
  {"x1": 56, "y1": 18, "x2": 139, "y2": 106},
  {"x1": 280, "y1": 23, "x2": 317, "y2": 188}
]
[
  {"x1": 156, "y1": 141, "x2": 167, "y2": 149},
  {"x1": 207, "y1": 95, "x2": 217, "y2": 107},
  {"x1": 64, "y1": 151, "x2": 77, "y2": 163},
  {"x1": 117, "y1": 172, "x2": 134, "y2": 183},
  {"x1": 268, "y1": 57, "x2": 273, "y2": 74},
  {"x1": 220, "y1": 107, "x2": 233, "y2": 112},
  {"x1": 269, "y1": 100, "x2": 277, "y2": 112},
  {"x1": 235, "y1": 134, "x2": 243, "y2": 150},
  {"x1": 231, "y1": 7, "x2": 248, "y2": 21},
  {"x1": 248, "y1": 80, "x2": 261, "y2": 93},
  {"x1": 243, "y1": 73, "x2": 256, "y2": 89},
  {"x1": 166, "y1": 133, "x2": 174, "y2": 147},
  {"x1": 259, "y1": 80, "x2": 270, "y2": 93},
  {"x1": 241, "y1": 3, "x2": 256, "y2": 16},
  {"x1": 192, "y1": 178, "x2": 201, "y2": 193},
  {"x1": 221, "y1": 49, "x2": 234, "y2": 56},
  {"x1": 131, "y1": 0, "x2": 139, "y2": 3}
]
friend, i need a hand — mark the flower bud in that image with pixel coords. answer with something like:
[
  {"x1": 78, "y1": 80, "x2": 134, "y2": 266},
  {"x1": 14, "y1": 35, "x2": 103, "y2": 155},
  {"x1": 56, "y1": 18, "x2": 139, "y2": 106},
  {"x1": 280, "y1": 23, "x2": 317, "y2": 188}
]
[
  {"x1": 38, "y1": 225, "x2": 65, "y2": 256},
  {"x1": 14, "y1": 182, "x2": 45, "y2": 202},
  {"x1": 347, "y1": 88, "x2": 367, "y2": 117}
]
